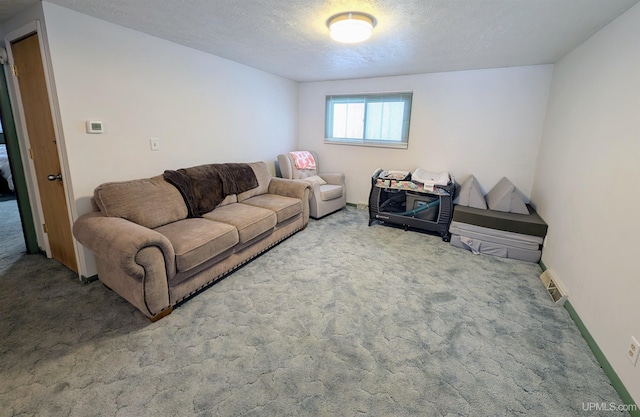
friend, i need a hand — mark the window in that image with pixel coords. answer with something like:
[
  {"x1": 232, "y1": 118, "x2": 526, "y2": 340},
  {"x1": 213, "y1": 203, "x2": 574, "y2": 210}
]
[{"x1": 325, "y1": 92, "x2": 412, "y2": 148}]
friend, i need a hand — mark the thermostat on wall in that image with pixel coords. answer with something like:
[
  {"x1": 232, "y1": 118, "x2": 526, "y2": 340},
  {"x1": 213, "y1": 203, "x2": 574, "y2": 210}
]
[{"x1": 86, "y1": 120, "x2": 104, "y2": 134}]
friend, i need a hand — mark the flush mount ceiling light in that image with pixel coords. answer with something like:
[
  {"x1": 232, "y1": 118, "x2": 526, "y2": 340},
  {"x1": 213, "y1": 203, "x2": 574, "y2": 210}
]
[{"x1": 327, "y1": 12, "x2": 376, "y2": 44}]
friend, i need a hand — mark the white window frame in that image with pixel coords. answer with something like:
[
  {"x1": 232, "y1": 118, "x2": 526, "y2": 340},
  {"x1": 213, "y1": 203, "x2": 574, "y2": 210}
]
[{"x1": 324, "y1": 92, "x2": 413, "y2": 149}]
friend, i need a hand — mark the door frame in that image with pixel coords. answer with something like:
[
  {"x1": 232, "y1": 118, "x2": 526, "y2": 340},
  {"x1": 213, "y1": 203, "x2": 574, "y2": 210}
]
[
  {"x1": 3, "y1": 20, "x2": 81, "y2": 273},
  {"x1": 0, "y1": 61, "x2": 38, "y2": 254}
]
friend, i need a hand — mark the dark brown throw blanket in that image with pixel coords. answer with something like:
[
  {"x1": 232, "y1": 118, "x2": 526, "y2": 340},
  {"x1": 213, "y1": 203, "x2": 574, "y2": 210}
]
[{"x1": 163, "y1": 163, "x2": 258, "y2": 217}]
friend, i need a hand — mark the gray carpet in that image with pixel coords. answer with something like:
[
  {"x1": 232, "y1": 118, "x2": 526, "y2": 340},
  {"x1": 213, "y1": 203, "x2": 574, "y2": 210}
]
[
  {"x1": 0, "y1": 198, "x2": 25, "y2": 273},
  {"x1": 0, "y1": 205, "x2": 626, "y2": 416}
]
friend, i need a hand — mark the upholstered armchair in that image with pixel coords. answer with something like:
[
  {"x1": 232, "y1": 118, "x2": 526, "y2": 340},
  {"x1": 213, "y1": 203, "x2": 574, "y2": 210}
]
[{"x1": 277, "y1": 151, "x2": 346, "y2": 219}]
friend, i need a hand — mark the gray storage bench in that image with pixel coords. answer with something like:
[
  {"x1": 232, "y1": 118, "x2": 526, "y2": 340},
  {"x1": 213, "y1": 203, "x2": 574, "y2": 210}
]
[{"x1": 449, "y1": 204, "x2": 548, "y2": 262}]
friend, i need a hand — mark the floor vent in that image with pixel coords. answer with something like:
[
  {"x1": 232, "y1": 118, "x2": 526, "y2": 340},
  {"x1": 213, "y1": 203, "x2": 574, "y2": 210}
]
[{"x1": 540, "y1": 269, "x2": 568, "y2": 305}]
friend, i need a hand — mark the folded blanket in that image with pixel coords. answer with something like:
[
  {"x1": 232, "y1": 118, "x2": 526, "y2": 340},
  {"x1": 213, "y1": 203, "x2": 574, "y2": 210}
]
[
  {"x1": 411, "y1": 168, "x2": 450, "y2": 186},
  {"x1": 164, "y1": 163, "x2": 258, "y2": 217},
  {"x1": 289, "y1": 151, "x2": 316, "y2": 170}
]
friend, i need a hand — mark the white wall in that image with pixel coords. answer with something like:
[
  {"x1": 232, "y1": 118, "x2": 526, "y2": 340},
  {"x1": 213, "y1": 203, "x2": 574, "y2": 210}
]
[
  {"x1": 298, "y1": 66, "x2": 553, "y2": 205},
  {"x1": 531, "y1": 3, "x2": 640, "y2": 404},
  {"x1": 39, "y1": 3, "x2": 299, "y2": 276}
]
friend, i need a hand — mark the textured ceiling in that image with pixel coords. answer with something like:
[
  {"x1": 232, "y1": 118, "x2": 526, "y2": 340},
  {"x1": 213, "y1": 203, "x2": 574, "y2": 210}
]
[{"x1": 1, "y1": 0, "x2": 639, "y2": 82}]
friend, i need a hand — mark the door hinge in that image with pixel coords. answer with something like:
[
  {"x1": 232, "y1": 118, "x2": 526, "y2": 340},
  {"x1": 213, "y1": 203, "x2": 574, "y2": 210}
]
[
  {"x1": 12, "y1": 64, "x2": 18, "y2": 77},
  {"x1": 43, "y1": 223, "x2": 48, "y2": 233},
  {"x1": 28, "y1": 148, "x2": 34, "y2": 159}
]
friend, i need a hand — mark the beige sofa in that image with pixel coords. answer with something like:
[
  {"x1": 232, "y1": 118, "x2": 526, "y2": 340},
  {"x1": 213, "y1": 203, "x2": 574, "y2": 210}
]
[{"x1": 73, "y1": 161, "x2": 311, "y2": 321}]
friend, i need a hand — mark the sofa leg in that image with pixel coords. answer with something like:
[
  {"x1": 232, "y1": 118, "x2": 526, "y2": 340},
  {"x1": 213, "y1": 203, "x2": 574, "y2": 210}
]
[{"x1": 149, "y1": 306, "x2": 173, "y2": 322}]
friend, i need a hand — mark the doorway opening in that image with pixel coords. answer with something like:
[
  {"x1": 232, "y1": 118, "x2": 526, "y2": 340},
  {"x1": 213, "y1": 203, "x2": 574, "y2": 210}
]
[{"x1": 0, "y1": 62, "x2": 38, "y2": 257}]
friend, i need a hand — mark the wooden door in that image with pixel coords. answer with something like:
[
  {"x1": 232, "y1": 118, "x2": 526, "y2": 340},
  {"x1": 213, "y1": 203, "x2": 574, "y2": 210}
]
[{"x1": 11, "y1": 33, "x2": 77, "y2": 272}]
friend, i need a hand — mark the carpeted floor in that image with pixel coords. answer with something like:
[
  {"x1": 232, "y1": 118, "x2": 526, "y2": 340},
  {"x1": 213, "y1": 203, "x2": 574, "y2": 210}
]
[
  {"x1": 0, "y1": 192, "x2": 17, "y2": 203},
  {"x1": 0, "y1": 197, "x2": 25, "y2": 273},
  {"x1": 0, "y1": 205, "x2": 627, "y2": 416}
]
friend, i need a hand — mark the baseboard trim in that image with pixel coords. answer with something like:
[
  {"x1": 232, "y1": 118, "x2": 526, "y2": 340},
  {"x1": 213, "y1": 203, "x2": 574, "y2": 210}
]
[
  {"x1": 564, "y1": 301, "x2": 638, "y2": 415},
  {"x1": 538, "y1": 259, "x2": 547, "y2": 272},
  {"x1": 538, "y1": 261, "x2": 638, "y2": 414},
  {"x1": 80, "y1": 274, "x2": 99, "y2": 284}
]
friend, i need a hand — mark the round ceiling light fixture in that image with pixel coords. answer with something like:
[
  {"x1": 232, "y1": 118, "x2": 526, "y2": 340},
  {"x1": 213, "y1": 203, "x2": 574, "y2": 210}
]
[{"x1": 327, "y1": 12, "x2": 376, "y2": 44}]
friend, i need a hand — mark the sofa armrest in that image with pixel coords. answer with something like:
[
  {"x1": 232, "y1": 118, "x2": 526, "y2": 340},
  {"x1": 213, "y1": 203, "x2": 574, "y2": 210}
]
[
  {"x1": 319, "y1": 173, "x2": 345, "y2": 186},
  {"x1": 73, "y1": 211, "x2": 176, "y2": 280},
  {"x1": 268, "y1": 177, "x2": 311, "y2": 200},
  {"x1": 268, "y1": 178, "x2": 311, "y2": 225}
]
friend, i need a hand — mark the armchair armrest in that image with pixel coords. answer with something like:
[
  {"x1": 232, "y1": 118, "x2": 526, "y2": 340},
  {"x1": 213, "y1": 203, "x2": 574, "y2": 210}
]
[{"x1": 319, "y1": 173, "x2": 345, "y2": 186}]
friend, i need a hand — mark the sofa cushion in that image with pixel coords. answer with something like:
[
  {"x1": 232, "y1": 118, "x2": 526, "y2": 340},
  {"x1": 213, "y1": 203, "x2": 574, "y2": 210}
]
[
  {"x1": 320, "y1": 184, "x2": 343, "y2": 201},
  {"x1": 237, "y1": 162, "x2": 272, "y2": 202},
  {"x1": 154, "y1": 218, "x2": 238, "y2": 272},
  {"x1": 203, "y1": 203, "x2": 277, "y2": 243},
  {"x1": 217, "y1": 194, "x2": 237, "y2": 208},
  {"x1": 241, "y1": 194, "x2": 302, "y2": 224},
  {"x1": 94, "y1": 176, "x2": 188, "y2": 229}
]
